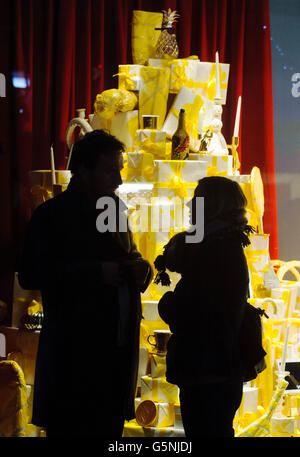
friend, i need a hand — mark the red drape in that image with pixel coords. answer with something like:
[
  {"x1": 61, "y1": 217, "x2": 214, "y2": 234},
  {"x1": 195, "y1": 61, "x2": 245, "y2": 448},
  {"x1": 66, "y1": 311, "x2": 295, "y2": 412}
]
[{"x1": 0, "y1": 0, "x2": 278, "y2": 322}]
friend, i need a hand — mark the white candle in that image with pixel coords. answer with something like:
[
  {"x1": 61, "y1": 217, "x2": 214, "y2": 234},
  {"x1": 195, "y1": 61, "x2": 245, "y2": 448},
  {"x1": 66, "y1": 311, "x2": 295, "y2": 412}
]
[
  {"x1": 215, "y1": 51, "x2": 221, "y2": 99},
  {"x1": 233, "y1": 96, "x2": 241, "y2": 137},
  {"x1": 50, "y1": 145, "x2": 56, "y2": 186},
  {"x1": 66, "y1": 143, "x2": 73, "y2": 170}
]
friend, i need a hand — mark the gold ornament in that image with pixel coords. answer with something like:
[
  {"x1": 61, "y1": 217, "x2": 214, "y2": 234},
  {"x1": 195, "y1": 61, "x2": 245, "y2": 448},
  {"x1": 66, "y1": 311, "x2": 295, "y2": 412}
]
[{"x1": 155, "y1": 9, "x2": 179, "y2": 59}]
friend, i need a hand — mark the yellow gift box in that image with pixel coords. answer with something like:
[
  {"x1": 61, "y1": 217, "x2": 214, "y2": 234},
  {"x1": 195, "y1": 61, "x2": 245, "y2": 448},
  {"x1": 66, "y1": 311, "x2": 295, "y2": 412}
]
[
  {"x1": 248, "y1": 297, "x2": 285, "y2": 320},
  {"x1": 131, "y1": 11, "x2": 163, "y2": 65},
  {"x1": 141, "y1": 375, "x2": 179, "y2": 404},
  {"x1": 135, "y1": 129, "x2": 166, "y2": 159},
  {"x1": 134, "y1": 398, "x2": 174, "y2": 428},
  {"x1": 117, "y1": 64, "x2": 143, "y2": 91},
  {"x1": 153, "y1": 159, "x2": 207, "y2": 184},
  {"x1": 197, "y1": 152, "x2": 233, "y2": 177},
  {"x1": 126, "y1": 151, "x2": 154, "y2": 182},
  {"x1": 174, "y1": 403, "x2": 183, "y2": 429},
  {"x1": 163, "y1": 86, "x2": 203, "y2": 142},
  {"x1": 139, "y1": 66, "x2": 170, "y2": 129},
  {"x1": 151, "y1": 354, "x2": 167, "y2": 378}
]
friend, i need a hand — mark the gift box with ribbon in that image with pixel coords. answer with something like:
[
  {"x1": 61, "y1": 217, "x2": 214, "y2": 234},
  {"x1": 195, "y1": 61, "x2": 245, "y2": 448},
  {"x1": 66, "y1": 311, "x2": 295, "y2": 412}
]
[
  {"x1": 141, "y1": 375, "x2": 179, "y2": 404},
  {"x1": 134, "y1": 398, "x2": 175, "y2": 429},
  {"x1": 135, "y1": 129, "x2": 166, "y2": 159},
  {"x1": 91, "y1": 110, "x2": 138, "y2": 150},
  {"x1": 236, "y1": 386, "x2": 259, "y2": 417},
  {"x1": 151, "y1": 354, "x2": 167, "y2": 378},
  {"x1": 197, "y1": 152, "x2": 233, "y2": 177},
  {"x1": 153, "y1": 159, "x2": 207, "y2": 184},
  {"x1": 139, "y1": 66, "x2": 170, "y2": 129},
  {"x1": 163, "y1": 87, "x2": 203, "y2": 143},
  {"x1": 126, "y1": 151, "x2": 154, "y2": 182},
  {"x1": 117, "y1": 64, "x2": 143, "y2": 91},
  {"x1": 148, "y1": 59, "x2": 229, "y2": 104},
  {"x1": 245, "y1": 234, "x2": 270, "y2": 274}
]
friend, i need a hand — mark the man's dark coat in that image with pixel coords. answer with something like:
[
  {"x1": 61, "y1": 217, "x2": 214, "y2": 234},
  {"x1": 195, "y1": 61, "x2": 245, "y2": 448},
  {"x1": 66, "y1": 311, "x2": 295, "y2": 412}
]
[{"x1": 18, "y1": 182, "x2": 152, "y2": 428}]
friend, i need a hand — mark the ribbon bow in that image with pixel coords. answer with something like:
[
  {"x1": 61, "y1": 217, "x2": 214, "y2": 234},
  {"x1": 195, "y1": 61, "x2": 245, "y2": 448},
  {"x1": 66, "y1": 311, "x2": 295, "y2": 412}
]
[{"x1": 113, "y1": 72, "x2": 137, "y2": 91}]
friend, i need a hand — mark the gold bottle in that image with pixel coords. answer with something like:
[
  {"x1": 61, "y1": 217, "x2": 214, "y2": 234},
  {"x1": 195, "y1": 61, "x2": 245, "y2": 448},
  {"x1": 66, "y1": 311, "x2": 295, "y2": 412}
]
[{"x1": 171, "y1": 109, "x2": 189, "y2": 160}]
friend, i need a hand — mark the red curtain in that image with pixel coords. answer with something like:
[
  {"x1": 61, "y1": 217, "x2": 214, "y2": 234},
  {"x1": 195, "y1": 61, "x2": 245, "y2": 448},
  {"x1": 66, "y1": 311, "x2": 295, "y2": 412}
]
[{"x1": 0, "y1": 0, "x2": 277, "y2": 321}]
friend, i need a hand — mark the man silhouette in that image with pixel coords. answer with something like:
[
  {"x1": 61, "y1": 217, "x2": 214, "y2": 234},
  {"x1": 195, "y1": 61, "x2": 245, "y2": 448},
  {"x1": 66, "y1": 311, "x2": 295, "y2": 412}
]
[{"x1": 18, "y1": 130, "x2": 152, "y2": 437}]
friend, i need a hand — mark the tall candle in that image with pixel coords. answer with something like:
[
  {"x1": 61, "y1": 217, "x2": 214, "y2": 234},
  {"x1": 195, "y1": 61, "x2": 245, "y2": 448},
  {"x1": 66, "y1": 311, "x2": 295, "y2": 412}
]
[
  {"x1": 50, "y1": 145, "x2": 56, "y2": 186},
  {"x1": 66, "y1": 144, "x2": 73, "y2": 170},
  {"x1": 233, "y1": 96, "x2": 241, "y2": 137},
  {"x1": 215, "y1": 51, "x2": 221, "y2": 99}
]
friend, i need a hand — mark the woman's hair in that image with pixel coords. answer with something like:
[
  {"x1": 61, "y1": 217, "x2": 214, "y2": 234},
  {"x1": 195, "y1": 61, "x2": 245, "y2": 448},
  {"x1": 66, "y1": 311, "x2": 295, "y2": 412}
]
[
  {"x1": 193, "y1": 176, "x2": 248, "y2": 226},
  {"x1": 69, "y1": 129, "x2": 125, "y2": 175}
]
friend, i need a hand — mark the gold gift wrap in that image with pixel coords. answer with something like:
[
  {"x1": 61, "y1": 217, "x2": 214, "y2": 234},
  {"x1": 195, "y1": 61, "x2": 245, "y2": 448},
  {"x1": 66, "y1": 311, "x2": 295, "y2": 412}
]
[
  {"x1": 135, "y1": 129, "x2": 166, "y2": 159},
  {"x1": 163, "y1": 86, "x2": 203, "y2": 143},
  {"x1": 248, "y1": 297, "x2": 285, "y2": 320},
  {"x1": 244, "y1": 234, "x2": 270, "y2": 274},
  {"x1": 94, "y1": 89, "x2": 137, "y2": 120},
  {"x1": 141, "y1": 375, "x2": 179, "y2": 404},
  {"x1": 271, "y1": 416, "x2": 295, "y2": 437},
  {"x1": 137, "y1": 346, "x2": 150, "y2": 388},
  {"x1": 117, "y1": 64, "x2": 143, "y2": 91},
  {"x1": 131, "y1": 11, "x2": 163, "y2": 65},
  {"x1": 271, "y1": 287, "x2": 297, "y2": 318},
  {"x1": 281, "y1": 280, "x2": 300, "y2": 315},
  {"x1": 139, "y1": 66, "x2": 170, "y2": 129}
]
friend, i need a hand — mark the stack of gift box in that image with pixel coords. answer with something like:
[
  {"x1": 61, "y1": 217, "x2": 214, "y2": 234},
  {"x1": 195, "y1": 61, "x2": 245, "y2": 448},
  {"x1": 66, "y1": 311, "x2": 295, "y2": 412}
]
[{"x1": 65, "y1": 9, "x2": 300, "y2": 437}]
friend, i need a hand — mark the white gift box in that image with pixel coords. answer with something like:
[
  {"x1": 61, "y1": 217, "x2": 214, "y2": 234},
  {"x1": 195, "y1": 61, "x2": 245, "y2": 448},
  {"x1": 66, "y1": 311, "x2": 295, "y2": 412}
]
[
  {"x1": 151, "y1": 354, "x2": 167, "y2": 378},
  {"x1": 134, "y1": 398, "x2": 174, "y2": 428},
  {"x1": 272, "y1": 287, "x2": 297, "y2": 318},
  {"x1": 141, "y1": 375, "x2": 179, "y2": 404},
  {"x1": 143, "y1": 300, "x2": 160, "y2": 321},
  {"x1": 117, "y1": 64, "x2": 143, "y2": 91},
  {"x1": 126, "y1": 151, "x2": 154, "y2": 182},
  {"x1": 236, "y1": 386, "x2": 258, "y2": 416},
  {"x1": 163, "y1": 87, "x2": 203, "y2": 141},
  {"x1": 90, "y1": 110, "x2": 138, "y2": 149},
  {"x1": 154, "y1": 159, "x2": 207, "y2": 184},
  {"x1": 249, "y1": 298, "x2": 285, "y2": 319},
  {"x1": 197, "y1": 153, "x2": 233, "y2": 177},
  {"x1": 148, "y1": 59, "x2": 229, "y2": 104},
  {"x1": 123, "y1": 419, "x2": 185, "y2": 437},
  {"x1": 135, "y1": 129, "x2": 166, "y2": 159},
  {"x1": 281, "y1": 281, "x2": 300, "y2": 315},
  {"x1": 271, "y1": 416, "x2": 295, "y2": 436},
  {"x1": 137, "y1": 346, "x2": 149, "y2": 388},
  {"x1": 174, "y1": 404, "x2": 183, "y2": 429}
]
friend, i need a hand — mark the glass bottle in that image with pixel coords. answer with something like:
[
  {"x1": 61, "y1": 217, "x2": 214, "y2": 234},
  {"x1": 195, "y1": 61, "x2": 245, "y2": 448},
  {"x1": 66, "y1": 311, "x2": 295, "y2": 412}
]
[{"x1": 171, "y1": 108, "x2": 189, "y2": 160}]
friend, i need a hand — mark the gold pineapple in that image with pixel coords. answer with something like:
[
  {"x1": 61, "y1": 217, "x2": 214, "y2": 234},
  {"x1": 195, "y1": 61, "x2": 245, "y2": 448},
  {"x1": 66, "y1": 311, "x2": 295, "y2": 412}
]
[{"x1": 155, "y1": 9, "x2": 179, "y2": 59}]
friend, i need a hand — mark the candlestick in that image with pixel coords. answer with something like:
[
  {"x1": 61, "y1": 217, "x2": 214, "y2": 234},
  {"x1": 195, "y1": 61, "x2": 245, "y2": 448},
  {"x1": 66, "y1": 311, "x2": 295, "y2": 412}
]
[
  {"x1": 50, "y1": 145, "x2": 56, "y2": 186},
  {"x1": 233, "y1": 96, "x2": 241, "y2": 137},
  {"x1": 215, "y1": 51, "x2": 221, "y2": 100}
]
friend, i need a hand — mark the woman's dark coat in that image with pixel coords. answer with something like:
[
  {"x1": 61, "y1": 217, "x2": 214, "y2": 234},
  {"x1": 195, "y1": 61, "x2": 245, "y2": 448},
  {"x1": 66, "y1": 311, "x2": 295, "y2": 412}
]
[
  {"x1": 18, "y1": 183, "x2": 152, "y2": 427},
  {"x1": 158, "y1": 230, "x2": 249, "y2": 386}
]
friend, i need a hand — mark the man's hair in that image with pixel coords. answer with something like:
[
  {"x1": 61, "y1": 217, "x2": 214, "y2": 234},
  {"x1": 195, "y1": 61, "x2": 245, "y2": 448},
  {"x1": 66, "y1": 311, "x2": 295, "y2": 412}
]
[
  {"x1": 69, "y1": 129, "x2": 125, "y2": 175},
  {"x1": 194, "y1": 176, "x2": 248, "y2": 224}
]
